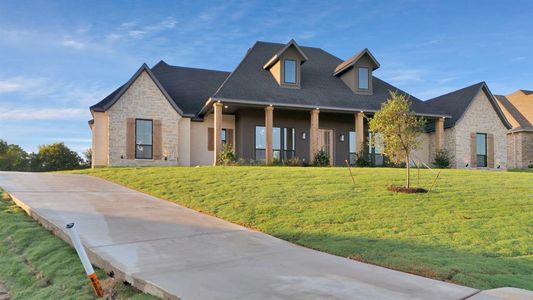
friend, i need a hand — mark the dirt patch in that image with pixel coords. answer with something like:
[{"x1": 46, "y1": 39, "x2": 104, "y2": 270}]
[
  {"x1": 388, "y1": 185, "x2": 428, "y2": 193},
  {"x1": 0, "y1": 282, "x2": 9, "y2": 300}
]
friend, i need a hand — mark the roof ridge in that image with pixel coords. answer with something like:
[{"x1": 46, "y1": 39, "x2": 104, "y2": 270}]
[
  {"x1": 154, "y1": 61, "x2": 230, "y2": 74},
  {"x1": 426, "y1": 81, "x2": 485, "y2": 102}
]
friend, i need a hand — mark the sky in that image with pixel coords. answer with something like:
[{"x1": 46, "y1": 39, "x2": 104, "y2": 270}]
[{"x1": 0, "y1": 0, "x2": 532, "y2": 154}]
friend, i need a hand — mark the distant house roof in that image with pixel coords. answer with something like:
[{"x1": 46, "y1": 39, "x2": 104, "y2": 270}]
[
  {"x1": 333, "y1": 48, "x2": 380, "y2": 76},
  {"x1": 425, "y1": 82, "x2": 512, "y2": 131},
  {"x1": 206, "y1": 41, "x2": 447, "y2": 118},
  {"x1": 90, "y1": 61, "x2": 230, "y2": 116},
  {"x1": 495, "y1": 90, "x2": 533, "y2": 132}
]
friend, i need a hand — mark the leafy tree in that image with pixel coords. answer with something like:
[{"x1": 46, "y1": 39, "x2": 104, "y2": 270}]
[
  {"x1": 0, "y1": 139, "x2": 30, "y2": 171},
  {"x1": 34, "y1": 142, "x2": 84, "y2": 171},
  {"x1": 368, "y1": 91, "x2": 426, "y2": 188}
]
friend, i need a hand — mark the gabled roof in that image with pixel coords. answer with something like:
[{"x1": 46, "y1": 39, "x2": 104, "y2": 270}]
[
  {"x1": 333, "y1": 48, "x2": 380, "y2": 76},
  {"x1": 425, "y1": 82, "x2": 512, "y2": 131},
  {"x1": 90, "y1": 62, "x2": 230, "y2": 116},
  {"x1": 263, "y1": 39, "x2": 309, "y2": 69},
  {"x1": 495, "y1": 91, "x2": 533, "y2": 132},
  {"x1": 206, "y1": 41, "x2": 446, "y2": 118}
]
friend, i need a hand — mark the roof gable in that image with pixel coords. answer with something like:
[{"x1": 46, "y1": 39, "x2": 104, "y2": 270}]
[
  {"x1": 91, "y1": 62, "x2": 230, "y2": 117},
  {"x1": 334, "y1": 48, "x2": 380, "y2": 77},
  {"x1": 90, "y1": 63, "x2": 184, "y2": 115},
  {"x1": 263, "y1": 39, "x2": 308, "y2": 70},
  {"x1": 425, "y1": 82, "x2": 512, "y2": 131}
]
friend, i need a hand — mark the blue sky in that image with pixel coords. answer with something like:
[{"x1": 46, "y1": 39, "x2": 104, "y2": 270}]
[{"x1": 1, "y1": 1, "x2": 532, "y2": 154}]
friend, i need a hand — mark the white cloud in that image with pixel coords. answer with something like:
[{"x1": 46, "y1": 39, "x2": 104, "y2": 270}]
[
  {"x1": 128, "y1": 30, "x2": 147, "y2": 39},
  {"x1": 511, "y1": 56, "x2": 526, "y2": 62},
  {"x1": 61, "y1": 38, "x2": 85, "y2": 49},
  {"x1": 380, "y1": 69, "x2": 425, "y2": 85},
  {"x1": 0, "y1": 107, "x2": 88, "y2": 120},
  {"x1": 0, "y1": 79, "x2": 24, "y2": 92}
]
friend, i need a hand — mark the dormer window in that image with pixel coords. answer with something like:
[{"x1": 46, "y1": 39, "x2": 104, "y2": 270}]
[
  {"x1": 263, "y1": 39, "x2": 308, "y2": 89},
  {"x1": 283, "y1": 59, "x2": 297, "y2": 84},
  {"x1": 334, "y1": 48, "x2": 380, "y2": 95},
  {"x1": 358, "y1": 67, "x2": 369, "y2": 90}
]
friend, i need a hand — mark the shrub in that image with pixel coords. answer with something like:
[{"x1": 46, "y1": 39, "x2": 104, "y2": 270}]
[
  {"x1": 528, "y1": 164, "x2": 533, "y2": 169},
  {"x1": 313, "y1": 150, "x2": 330, "y2": 166},
  {"x1": 433, "y1": 149, "x2": 453, "y2": 169},
  {"x1": 217, "y1": 144, "x2": 235, "y2": 166},
  {"x1": 354, "y1": 151, "x2": 371, "y2": 167}
]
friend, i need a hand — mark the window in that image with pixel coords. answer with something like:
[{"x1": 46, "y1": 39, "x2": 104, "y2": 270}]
[
  {"x1": 358, "y1": 67, "x2": 369, "y2": 90},
  {"x1": 476, "y1": 133, "x2": 487, "y2": 167},
  {"x1": 221, "y1": 129, "x2": 227, "y2": 145},
  {"x1": 255, "y1": 126, "x2": 295, "y2": 161},
  {"x1": 135, "y1": 119, "x2": 153, "y2": 159},
  {"x1": 369, "y1": 132, "x2": 384, "y2": 166},
  {"x1": 349, "y1": 131, "x2": 356, "y2": 164},
  {"x1": 283, "y1": 128, "x2": 295, "y2": 159},
  {"x1": 283, "y1": 59, "x2": 297, "y2": 84}
]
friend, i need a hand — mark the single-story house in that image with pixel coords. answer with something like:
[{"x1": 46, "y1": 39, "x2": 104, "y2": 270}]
[
  {"x1": 495, "y1": 90, "x2": 533, "y2": 168},
  {"x1": 89, "y1": 39, "x2": 513, "y2": 168}
]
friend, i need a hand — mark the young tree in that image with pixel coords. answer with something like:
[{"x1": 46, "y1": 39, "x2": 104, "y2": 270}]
[{"x1": 368, "y1": 91, "x2": 426, "y2": 188}]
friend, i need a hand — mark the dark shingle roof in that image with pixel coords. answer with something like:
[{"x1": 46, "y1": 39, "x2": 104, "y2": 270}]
[
  {"x1": 90, "y1": 61, "x2": 229, "y2": 116},
  {"x1": 425, "y1": 82, "x2": 512, "y2": 131},
  {"x1": 151, "y1": 62, "x2": 230, "y2": 115},
  {"x1": 210, "y1": 41, "x2": 445, "y2": 117}
]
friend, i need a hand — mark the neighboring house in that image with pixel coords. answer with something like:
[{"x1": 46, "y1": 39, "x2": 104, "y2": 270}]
[
  {"x1": 495, "y1": 90, "x2": 533, "y2": 168},
  {"x1": 425, "y1": 82, "x2": 512, "y2": 168},
  {"x1": 89, "y1": 39, "x2": 511, "y2": 168}
]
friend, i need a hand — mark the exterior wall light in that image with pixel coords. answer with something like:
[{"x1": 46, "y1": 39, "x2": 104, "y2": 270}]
[
  {"x1": 340, "y1": 134, "x2": 345, "y2": 142},
  {"x1": 301, "y1": 132, "x2": 306, "y2": 140}
]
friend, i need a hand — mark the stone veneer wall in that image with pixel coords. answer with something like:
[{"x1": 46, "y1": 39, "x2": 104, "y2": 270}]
[
  {"x1": 107, "y1": 70, "x2": 181, "y2": 166},
  {"x1": 453, "y1": 89, "x2": 508, "y2": 168}
]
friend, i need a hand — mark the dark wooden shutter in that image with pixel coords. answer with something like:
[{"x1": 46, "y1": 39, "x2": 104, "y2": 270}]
[
  {"x1": 207, "y1": 127, "x2": 214, "y2": 151},
  {"x1": 487, "y1": 133, "x2": 494, "y2": 168},
  {"x1": 470, "y1": 132, "x2": 477, "y2": 168},
  {"x1": 153, "y1": 120, "x2": 162, "y2": 160},
  {"x1": 227, "y1": 128, "x2": 234, "y2": 148},
  {"x1": 126, "y1": 118, "x2": 135, "y2": 159}
]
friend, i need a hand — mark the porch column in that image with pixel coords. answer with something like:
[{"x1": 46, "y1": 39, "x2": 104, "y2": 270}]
[
  {"x1": 435, "y1": 117, "x2": 444, "y2": 151},
  {"x1": 309, "y1": 108, "x2": 320, "y2": 161},
  {"x1": 265, "y1": 106, "x2": 274, "y2": 164},
  {"x1": 355, "y1": 111, "x2": 365, "y2": 155},
  {"x1": 213, "y1": 102, "x2": 223, "y2": 166}
]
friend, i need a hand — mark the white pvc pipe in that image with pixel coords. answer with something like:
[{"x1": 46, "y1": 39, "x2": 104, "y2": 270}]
[{"x1": 66, "y1": 223, "x2": 94, "y2": 276}]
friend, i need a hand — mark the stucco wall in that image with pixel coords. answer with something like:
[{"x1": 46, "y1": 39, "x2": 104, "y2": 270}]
[
  {"x1": 453, "y1": 89, "x2": 508, "y2": 168},
  {"x1": 91, "y1": 111, "x2": 109, "y2": 167},
  {"x1": 107, "y1": 70, "x2": 181, "y2": 166},
  {"x1": 190, "y1": 113, "x2": 235, "y2": 166},
  {"x1": 411, "y1": 133, "x2": 430, "y2": 166}
]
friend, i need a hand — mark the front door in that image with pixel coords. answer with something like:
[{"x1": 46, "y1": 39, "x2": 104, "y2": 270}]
[{"x1": 318, "y1": 129, "x2": 334, "y2": 166}]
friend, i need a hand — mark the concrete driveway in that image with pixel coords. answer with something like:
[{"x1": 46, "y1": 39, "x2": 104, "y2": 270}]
[{"x1": 0, "y1": 172, "x2": 483, "y2": 299}]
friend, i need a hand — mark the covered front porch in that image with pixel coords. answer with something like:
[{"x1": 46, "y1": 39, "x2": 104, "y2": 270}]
[{"x1": 210, "y1": 101, "x2": 445, "y2": 166}]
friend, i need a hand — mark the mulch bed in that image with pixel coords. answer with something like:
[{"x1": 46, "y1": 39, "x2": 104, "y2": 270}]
[{"x1": 388, "y1": 185, "x2": 428, "y2": 193}]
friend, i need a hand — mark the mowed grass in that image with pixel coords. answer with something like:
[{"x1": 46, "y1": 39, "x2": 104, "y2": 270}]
[
  {"x1": 0, "y1": 190, "x2": 158, "y2": 300},
  {"x1": 73, "y1": 167, "x2": 533, "y2": 290}
]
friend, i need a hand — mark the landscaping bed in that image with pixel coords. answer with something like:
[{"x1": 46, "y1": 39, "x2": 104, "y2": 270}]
[
  {"x1": 72, "y1": 166, "x2": 533, "y2": 290},
  {"x1": 0, "y1": 190, "x2": 158, "y2": 300}
]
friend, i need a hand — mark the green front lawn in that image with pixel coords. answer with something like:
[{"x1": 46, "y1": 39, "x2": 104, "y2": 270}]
[
  {"x1": 0, "y1": 190, "x2": 158, "y2": 300},
  {"x1": 73, "y1": 167, "x2": 533, "y2": 290}
]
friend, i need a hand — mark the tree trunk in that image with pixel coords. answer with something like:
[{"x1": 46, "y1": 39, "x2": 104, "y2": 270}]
[{"x1": 405, "y1": 155, "x2": 410, "y2": 188}]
